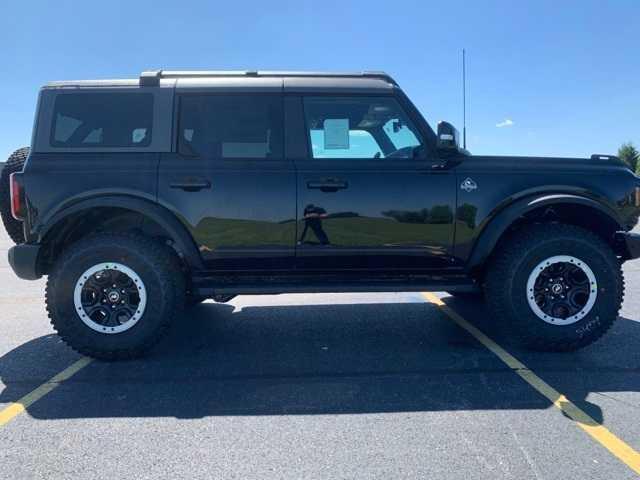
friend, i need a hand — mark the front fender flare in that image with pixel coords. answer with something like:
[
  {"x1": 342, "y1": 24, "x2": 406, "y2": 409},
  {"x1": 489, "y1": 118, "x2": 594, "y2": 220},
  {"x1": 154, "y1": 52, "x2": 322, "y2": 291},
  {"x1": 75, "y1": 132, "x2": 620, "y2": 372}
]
[
  {"x1": 466, "y1": 193, "x2": 623, "y2": 271},
  {"x1": 38, "y1": 195, "x2": 204, "y2": 270}
]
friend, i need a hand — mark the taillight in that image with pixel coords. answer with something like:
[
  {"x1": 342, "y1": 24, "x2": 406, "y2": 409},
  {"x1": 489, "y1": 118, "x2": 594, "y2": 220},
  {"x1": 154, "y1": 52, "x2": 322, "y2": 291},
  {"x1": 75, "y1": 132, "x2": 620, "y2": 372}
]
[{"x1": 9, "y1": 173, "x2": 23, "y2": 220}]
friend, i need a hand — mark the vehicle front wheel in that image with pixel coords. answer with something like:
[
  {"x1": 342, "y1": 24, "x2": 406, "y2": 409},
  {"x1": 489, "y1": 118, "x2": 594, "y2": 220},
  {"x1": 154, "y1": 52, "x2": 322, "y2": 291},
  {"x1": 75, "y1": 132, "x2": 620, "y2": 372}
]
[
  {"x1": 46, "y1": 233, "x2": 185, "y2": 360},
  {"x1": 485, "y1": 223, "x2": 623, "y2": 351}
]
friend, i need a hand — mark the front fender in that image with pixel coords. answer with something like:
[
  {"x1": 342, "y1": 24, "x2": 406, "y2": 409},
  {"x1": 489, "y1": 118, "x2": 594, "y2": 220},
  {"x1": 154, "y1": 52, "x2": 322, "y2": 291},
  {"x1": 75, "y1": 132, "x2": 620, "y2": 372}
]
[{"x1": 466, "y1": 193, "x2": 624, "y2": 271}]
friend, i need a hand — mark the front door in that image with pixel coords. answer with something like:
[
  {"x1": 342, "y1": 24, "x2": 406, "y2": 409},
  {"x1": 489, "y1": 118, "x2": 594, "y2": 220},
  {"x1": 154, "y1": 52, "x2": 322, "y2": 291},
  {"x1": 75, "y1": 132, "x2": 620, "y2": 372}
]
[
  {"x1": 294, "y1": 95, "x2": 456, "y2": 272},
  {"x1": 158, "y1": 93, "x2": 297, "y2": 272}
]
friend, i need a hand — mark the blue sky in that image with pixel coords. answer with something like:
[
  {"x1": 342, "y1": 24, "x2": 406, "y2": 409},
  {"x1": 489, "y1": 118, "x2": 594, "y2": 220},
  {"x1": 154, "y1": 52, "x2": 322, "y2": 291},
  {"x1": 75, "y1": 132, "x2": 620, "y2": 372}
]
[{"x1": 2, "y1": 0, "x2": 638, "y2": 160}]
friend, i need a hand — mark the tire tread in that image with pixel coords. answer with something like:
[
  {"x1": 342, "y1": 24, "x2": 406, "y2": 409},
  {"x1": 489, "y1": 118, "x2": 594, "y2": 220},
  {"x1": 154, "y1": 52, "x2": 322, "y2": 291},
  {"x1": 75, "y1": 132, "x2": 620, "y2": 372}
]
[
  {"x1": 485, "y1": 223, "x2": 623, "y2": 351},
  {"x1": 45, "y1": 232, "x2": 185, "y2": 360},
  {"x1": 0, "y1": 147, "x2": 29, "y2": 244}
]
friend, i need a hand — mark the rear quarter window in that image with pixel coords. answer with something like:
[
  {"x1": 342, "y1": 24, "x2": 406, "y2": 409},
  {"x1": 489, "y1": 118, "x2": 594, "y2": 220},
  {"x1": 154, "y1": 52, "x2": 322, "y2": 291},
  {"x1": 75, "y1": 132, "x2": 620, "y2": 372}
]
[{"x1": 50, "y1": 93, "x2": 153, "y2": 148}]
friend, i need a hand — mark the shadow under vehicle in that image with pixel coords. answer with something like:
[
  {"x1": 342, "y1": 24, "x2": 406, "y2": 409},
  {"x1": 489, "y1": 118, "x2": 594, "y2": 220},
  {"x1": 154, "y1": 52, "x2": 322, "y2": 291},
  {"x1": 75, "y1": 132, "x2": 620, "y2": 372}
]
[{"x1": 0, "y1": 297, "x2": 638, "y2": 422}]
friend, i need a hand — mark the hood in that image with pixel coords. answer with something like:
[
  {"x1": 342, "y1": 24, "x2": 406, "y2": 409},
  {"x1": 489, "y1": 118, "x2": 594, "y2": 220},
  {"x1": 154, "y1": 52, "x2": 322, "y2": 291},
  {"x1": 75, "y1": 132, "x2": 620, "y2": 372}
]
[{"x1": 462, "y1": 154, "x2": 629, "y2": 173}]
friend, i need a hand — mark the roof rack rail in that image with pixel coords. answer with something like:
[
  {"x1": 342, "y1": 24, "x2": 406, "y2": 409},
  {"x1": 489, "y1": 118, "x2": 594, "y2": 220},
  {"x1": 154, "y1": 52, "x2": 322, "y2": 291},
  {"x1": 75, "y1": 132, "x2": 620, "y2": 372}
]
[
  {"x1": 590, "y1": 154, "x2": 619, "y2": 161},
  {"x1": 139, "y1": 70, "x2": 397, "y2": 87}
]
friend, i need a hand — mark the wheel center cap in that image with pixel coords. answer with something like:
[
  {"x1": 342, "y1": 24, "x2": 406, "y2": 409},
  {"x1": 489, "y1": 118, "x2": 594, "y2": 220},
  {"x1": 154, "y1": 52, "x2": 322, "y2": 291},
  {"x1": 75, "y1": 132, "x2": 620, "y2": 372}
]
[
  {"x1": 551, "y1": 283, "x2": 563, "y2": 295},
  {"x1": 107, "y1": 290, "x2": 121, "y2": 303}
]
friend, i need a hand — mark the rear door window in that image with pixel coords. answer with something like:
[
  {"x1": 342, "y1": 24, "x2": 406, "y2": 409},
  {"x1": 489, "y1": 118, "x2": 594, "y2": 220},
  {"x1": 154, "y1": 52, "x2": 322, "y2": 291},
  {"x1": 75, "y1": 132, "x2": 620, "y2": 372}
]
[
  {"x1": 51, "y1": 93, "x2": 153, "y2": 147},
  {"x1": 178, "y1": 95, "x2": 283, "y2": 159}
]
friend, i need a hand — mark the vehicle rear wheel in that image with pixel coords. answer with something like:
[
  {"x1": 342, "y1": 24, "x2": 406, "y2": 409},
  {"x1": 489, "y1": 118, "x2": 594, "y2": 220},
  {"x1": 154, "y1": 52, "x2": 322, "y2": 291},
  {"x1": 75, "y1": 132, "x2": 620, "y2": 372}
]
[
  {"x1": 46, "y1": 233, "x2": 185, "y2": 360},
  {"x1": 485, "y1": 223, "x2": 623, "y2": 351},
  {"x1": 0, "y1": 147, "x2": 29, "y2": 244}
]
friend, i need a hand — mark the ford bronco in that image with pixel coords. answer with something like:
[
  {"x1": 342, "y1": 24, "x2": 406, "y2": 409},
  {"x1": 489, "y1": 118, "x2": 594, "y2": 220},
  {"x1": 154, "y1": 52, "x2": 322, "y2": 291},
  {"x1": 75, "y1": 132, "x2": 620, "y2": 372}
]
[{"x1": 2, "y1": 70, "x2": 640, "y2": 359}]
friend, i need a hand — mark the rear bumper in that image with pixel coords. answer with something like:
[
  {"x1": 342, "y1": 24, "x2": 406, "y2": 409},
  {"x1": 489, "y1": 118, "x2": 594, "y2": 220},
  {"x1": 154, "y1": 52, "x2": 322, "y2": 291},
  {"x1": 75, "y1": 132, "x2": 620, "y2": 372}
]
[
  {"x1": 7, "y1": 243, "x2": 41, "y2": 280},
  {"x1": 617, "y1": 231, "x2": 640, "y2": 260}
]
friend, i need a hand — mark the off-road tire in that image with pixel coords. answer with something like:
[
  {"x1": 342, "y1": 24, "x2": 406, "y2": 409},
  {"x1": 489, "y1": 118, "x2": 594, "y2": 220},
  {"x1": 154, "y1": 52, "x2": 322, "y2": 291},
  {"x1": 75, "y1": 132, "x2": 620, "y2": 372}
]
[
  {"x1": 0, "y1": 147, "x2": 29, "y2": 244},
  {"x1": 46, "y1": 233, "x2": 185, "y2": 360},
  {"x1": 485, "y1": 223, "x2": 623, "y2": 351}
]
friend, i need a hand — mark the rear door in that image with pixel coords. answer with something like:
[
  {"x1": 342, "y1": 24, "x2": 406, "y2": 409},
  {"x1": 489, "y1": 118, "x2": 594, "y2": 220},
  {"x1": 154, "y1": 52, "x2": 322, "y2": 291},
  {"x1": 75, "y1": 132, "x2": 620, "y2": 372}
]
[
  {"x1": 292, "y1": 94, "x2": 456, "y2": 272},
  {"x1": 158, "y1": 88, "x2": 297, "y2": 272}
]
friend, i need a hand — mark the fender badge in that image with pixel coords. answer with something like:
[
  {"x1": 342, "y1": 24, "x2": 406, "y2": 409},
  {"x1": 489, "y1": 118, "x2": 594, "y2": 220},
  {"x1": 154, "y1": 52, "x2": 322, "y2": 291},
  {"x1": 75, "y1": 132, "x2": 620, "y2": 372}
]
[{"x1": 460, "y1": 178, "x2": 478, "y2": 192}]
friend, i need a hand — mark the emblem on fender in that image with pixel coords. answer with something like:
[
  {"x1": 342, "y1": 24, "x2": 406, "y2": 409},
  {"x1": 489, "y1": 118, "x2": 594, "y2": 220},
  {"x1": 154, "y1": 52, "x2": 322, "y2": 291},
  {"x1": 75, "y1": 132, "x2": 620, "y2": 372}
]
[{"x1": 460, "y1": 178, "x2": 478, "y2": 192}]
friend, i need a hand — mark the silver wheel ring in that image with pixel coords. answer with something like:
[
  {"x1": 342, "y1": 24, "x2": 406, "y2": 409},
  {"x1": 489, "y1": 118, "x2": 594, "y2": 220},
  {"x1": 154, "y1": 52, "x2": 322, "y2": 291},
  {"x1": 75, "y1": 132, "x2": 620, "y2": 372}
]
[
  {"x1": 73, "y1": 262, "x2": 147, "y2": 334},
  {"x1": 526, "y1": 255, "x2": 597, "y2": 326}
]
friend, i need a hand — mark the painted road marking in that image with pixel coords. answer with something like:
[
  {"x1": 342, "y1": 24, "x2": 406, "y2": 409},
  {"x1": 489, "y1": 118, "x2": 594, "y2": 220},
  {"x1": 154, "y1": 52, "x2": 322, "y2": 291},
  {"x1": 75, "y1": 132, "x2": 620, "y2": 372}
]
[
  {"x1": 0, "y1": 356, "x2": 92, "y2": 427},
  {"x1": 422, "y1": 292, "x2": 640, "y2": 475},
  {"x1": 2, "y1": 294, "x2": 640, "y2": 476}
]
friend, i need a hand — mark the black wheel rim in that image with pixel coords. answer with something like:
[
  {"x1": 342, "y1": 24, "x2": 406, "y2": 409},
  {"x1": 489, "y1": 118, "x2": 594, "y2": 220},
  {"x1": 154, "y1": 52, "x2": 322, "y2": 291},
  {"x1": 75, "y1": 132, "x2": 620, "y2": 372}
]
[
  {"x1": 74, "y1": 263, "x2": 147, "y2": 334},
  {"x1": 526, "y1": 256, "x2": 597, "y2": 325}
]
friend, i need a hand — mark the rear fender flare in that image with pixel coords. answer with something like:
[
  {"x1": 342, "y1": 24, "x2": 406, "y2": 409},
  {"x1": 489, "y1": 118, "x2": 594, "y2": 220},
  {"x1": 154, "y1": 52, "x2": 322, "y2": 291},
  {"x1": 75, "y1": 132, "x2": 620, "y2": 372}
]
[{"x1": 39, "y1": 195, "x2": 204, "y2": 270}]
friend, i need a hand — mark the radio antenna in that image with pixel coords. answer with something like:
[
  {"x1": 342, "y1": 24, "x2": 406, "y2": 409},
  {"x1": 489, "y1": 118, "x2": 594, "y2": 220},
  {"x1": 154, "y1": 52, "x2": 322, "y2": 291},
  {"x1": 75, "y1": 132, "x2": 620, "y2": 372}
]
[{"x1": 462, "y1": 48, "x2": 467, "y2": 150}]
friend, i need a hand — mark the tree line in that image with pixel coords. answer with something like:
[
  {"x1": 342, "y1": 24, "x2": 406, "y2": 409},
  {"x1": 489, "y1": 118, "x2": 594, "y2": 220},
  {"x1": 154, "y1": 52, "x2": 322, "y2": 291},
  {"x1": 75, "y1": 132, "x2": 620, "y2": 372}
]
[{"x1": 619, "y1": 142, "x2": 640, "y2": 173}]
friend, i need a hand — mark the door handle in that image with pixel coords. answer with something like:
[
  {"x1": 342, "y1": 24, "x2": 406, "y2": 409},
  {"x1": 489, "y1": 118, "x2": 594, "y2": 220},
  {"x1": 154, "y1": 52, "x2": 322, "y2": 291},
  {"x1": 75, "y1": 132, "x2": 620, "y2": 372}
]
[
  {"x1": 307, "y1": 179, "x2": 348, "y2": 192},
  {"x1": 169, "y1": 179, "x2": 211, "y2": 192}
]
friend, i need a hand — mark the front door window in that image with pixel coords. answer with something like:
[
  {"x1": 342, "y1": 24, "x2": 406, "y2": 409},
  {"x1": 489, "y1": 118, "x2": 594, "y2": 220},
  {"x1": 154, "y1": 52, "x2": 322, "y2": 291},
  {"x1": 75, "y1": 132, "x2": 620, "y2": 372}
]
[{"x1": 303, "y1": 96, "x2": 424, "y2": 160}]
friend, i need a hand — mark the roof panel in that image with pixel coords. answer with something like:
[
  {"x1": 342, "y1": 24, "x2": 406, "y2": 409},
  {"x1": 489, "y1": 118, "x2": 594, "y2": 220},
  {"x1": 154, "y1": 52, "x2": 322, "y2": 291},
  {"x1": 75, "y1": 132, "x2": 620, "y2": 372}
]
[
  {"x1": 175, "y1": 77, "x2": 282, "y2": 91},
  {"x1": 42, "y1": 70, "x2": 398, "y2": 91},
  {"x1": 283, "y1": 77, "x2": 394, "y2": 93}
]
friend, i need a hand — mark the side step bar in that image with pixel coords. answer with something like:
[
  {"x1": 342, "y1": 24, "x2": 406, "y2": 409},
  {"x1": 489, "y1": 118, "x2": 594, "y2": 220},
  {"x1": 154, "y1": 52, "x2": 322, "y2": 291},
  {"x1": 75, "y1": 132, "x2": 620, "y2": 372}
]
[{"x1": 192, "y1": 278, "x2": 479, "y2": 297}]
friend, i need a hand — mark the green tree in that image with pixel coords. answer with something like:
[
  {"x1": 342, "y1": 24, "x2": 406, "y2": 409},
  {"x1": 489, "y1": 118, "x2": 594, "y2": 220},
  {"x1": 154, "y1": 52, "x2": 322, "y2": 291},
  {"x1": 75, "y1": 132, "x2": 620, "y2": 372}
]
[{"x1": 618, "y1": 142, "x2": 639, "y2": 173}]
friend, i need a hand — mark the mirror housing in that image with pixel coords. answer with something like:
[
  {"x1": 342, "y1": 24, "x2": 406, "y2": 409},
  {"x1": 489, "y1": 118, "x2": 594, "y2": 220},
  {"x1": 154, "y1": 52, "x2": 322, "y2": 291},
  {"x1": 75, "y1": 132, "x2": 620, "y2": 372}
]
[{"x1": 436, "y1": 121, "x2": 460, "y2": 153}]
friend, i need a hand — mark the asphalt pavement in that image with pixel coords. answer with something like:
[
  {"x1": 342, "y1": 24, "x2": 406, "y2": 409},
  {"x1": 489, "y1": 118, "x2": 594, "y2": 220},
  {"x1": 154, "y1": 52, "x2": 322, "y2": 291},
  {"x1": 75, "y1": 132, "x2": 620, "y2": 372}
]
[{"x1": 0, "y1": 229, "x2": 639, "y2": 479}]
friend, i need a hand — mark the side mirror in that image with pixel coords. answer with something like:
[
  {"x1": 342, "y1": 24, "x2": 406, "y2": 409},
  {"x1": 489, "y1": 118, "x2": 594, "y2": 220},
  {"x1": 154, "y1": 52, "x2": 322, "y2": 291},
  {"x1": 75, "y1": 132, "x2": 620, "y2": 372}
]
[{"x1": 436, "y1": 121, "x2": 460, "y2": 153}]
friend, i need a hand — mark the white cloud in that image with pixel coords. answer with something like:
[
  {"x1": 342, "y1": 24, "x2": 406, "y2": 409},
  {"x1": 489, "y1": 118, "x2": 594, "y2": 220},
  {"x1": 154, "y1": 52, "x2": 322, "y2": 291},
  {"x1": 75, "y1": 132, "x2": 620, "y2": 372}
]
[{"x1": 496, "y1": 119, "x2": 514, "y2": 128}]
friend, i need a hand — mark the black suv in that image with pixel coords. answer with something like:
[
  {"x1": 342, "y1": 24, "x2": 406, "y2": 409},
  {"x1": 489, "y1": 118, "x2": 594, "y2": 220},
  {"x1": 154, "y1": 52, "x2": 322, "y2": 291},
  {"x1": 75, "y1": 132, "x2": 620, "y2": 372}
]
[{"x1": 3, "y1": 70, "x2": 640, "y2": 359}]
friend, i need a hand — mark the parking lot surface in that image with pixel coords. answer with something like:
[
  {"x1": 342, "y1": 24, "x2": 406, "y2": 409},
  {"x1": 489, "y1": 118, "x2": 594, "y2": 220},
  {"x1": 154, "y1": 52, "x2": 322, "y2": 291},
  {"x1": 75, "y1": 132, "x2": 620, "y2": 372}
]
[{"x1": 1, "y1": 229, "x2": 639, "y2": 479}]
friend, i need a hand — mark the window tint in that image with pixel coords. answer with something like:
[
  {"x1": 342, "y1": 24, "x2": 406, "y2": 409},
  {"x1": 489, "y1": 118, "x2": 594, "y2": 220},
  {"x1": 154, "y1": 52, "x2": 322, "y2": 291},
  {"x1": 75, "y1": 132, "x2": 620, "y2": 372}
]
[
  {"x1": 303, "y1": 97, "x2": 424, "y2": 159},
  {"x1": 178, "y1": 95, "x2": 283, "y2": 159},
  {"x1": 383, "y1": 119, "x2": 421, "y2": 150},
  {"x1": 309, "y1": 129, "x2": 382, "y2": 158},
  {"x1": 51, "y1": 93, "x2": 153, "y2": 148}
]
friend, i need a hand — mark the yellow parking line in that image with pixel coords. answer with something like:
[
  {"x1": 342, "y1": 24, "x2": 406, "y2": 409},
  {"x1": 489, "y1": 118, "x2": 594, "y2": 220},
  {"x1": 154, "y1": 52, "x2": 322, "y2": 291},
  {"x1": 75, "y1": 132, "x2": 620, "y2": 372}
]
[
  {"x1": 0, "y1": 356, "x2": 92, "y2": 427},
  {"x1": 422, "y1": 292, "x2": 640, "y2": 475}
]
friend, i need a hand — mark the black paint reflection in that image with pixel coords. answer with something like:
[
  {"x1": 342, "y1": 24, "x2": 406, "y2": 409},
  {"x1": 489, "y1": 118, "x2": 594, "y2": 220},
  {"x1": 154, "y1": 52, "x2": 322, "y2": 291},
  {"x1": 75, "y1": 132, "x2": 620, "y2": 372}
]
[
  {"x1": 299, "y1": 204, "x2": 330, "y2": 245},
  {"x1": 382, "y1": 205, "x2": 453, "y2": 224},
  {"x1": 456, "y1": 203, "x2": 478, "y2": 229}
]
